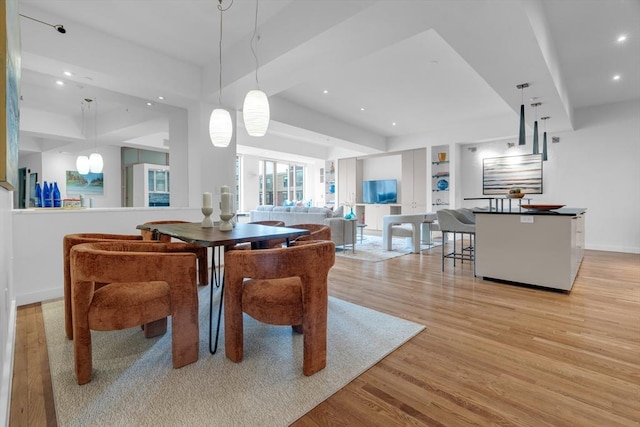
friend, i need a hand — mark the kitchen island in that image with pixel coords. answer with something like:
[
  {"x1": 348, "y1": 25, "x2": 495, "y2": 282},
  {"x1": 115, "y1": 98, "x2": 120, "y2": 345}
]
[{"x1": 474, "y1": 208, "x2": 586, "y2": 291}]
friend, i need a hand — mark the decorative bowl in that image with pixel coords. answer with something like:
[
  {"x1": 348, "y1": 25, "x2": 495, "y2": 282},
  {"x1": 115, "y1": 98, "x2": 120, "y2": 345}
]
[
  {"x1": 507, "y1": 193, "x2": 525, "y2": 199},
  {"x1": 437, "y1": 179, "x2": 449, "y2": 191}
]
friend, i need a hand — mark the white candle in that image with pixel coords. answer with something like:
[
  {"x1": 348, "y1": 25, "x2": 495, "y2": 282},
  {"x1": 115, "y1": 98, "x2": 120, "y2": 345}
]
[
  {"x1": 202, "y1": 192, "x2": 212, "y2": 208},
  {"x1": 220, "y1": 192, "x2": 232, "y2": 214}
]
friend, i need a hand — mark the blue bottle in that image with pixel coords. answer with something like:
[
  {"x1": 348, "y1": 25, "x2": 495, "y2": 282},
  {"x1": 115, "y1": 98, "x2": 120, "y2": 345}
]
[
  {"x1": 43, "y1": 181, "x2": 52, "y2": 208},
  {"x1": 34, "y1": 182, "x2": 42, "y2": 207},
  {"x1": 53, "y1": 182, "x2": 62, "y2": 208},
  {"x1": 49, "y1": 183, "x2": 54, "y2": 207}
]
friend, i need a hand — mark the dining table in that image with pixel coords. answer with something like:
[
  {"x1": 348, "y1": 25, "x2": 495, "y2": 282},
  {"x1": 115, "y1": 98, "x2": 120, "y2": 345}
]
[{"x1": 136, "y1": 221, "x2": 310, "y2": 354}]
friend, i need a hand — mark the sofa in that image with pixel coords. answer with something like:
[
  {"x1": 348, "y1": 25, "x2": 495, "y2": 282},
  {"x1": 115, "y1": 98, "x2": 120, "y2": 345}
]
[
  {"x1": 250, "y1": 205, "x2": 343, "y2": 226},
  {"x1": 249, "y1": 205, "x2": 355, "y2": 249}
]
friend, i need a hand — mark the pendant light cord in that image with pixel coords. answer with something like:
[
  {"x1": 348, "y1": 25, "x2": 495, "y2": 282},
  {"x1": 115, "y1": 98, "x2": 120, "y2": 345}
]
[
  {"x1": 94, "y1": 97, "x2": 98, "y2": 150},
  {"x1": 217, "y1": 0, "x2": 233, "y2": 105},
  {"x1": 250, "y1": 0, "x2": 260, "y2": 88}
]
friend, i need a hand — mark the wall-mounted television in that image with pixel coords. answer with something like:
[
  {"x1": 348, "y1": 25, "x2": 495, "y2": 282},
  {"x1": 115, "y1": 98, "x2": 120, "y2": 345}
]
[{"x1": 362, "y1": 179, "x2": 397, "y2": 204}]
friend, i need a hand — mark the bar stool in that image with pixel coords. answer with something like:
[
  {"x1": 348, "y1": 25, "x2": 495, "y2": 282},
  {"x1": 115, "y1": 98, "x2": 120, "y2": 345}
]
[{"x1": 436, "y1": 209, "x2": 476, "y2": 272}]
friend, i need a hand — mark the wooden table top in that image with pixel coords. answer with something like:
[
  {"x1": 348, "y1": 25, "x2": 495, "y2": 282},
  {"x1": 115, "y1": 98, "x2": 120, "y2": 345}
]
[{"x1": 136, "y1": 222, "x2": 310, "y2": 247}]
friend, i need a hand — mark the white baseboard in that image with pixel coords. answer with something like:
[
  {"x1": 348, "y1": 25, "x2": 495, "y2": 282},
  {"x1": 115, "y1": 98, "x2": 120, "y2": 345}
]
[
  {"x1": 0, "y1": 299, "x2": 17, "y2": 427},
  {"x1": 16, "y1": 288, "x2": 63, "y2": 307},
  {"x1": 586, "y1": 244, "x2": 640, "y2": 254}
]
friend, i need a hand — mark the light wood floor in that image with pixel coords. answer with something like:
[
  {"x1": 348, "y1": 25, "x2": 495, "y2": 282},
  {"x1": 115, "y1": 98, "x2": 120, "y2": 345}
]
[{"x1": 10, "y1": 246, "x2": 640, "y2": 426}]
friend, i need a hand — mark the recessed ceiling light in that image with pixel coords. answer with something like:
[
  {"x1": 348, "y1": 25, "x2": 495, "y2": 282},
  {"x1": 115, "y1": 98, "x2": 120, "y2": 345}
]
[
  {"x1": 392, "y1": 122, "x2": 396, "y2": 126},
  {"x1": 55, "y1": 80, "x2": 64, "y2": 85},
  {"x1": 323, "y1": 90, "x2": 328, "y2": 94},
  {"x1": 613, "y1": 74, "x2": 621, "y2": 81},
  {"x1": 360, "y1": 107, "x2": 365, "y2": 111},
  {"x1": 63, "y1": 71, "x2": 72, "y2": 76},
  {"x1": 617, "y1": 35, "x2": 627, "y2": 43},
  {"x1": 146, "y1": 102, "x2": 153, "y2": 106},
  {"x1": 158, "y1": 96, "x2": 165, "y2": 100}
]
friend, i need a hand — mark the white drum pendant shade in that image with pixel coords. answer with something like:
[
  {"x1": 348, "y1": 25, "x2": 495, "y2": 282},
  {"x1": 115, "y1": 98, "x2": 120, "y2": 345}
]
[
  {"x1": 209, "y1": 108, "x2": 233, "y2": 147},
  {"x1": 89, "y1": 153, "x2": 104, "y2": 173},
  {"x1": 76, "y1": 155, "x2": 90, "y2": 175},
  {"x1": 243, "y1": 90, "x2": 270, "y2": 136}
]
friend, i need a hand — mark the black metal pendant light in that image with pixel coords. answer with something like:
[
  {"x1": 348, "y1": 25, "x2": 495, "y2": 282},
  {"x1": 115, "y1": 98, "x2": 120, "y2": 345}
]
[
  {"x1": 541, "y1": 116, "x2": 550, "y2": 161},
  {"x1": 531, "y1": 102, "x2": 541, "y2": 154},
  {"x1": 516, "y1": 83, "x2": 529, "y2": 145}
]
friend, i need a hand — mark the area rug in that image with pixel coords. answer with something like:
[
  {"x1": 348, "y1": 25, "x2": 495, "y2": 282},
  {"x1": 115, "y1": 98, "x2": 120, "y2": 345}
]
[
  {"x1": 42, "y1": 285, "x2": 424, "y2": 426},
  {"x1": 336, "y1": 234, "x2": 441, "y2": 262}
]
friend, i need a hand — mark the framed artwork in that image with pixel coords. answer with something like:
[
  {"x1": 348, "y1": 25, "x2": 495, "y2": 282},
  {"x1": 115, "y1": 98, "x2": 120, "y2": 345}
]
[
  {"x1": 66, "y1": 170, "x2": 104, "y2": 195},
  {"x1": 1, "y1": 0, "x2": 21, "y2": 191},
  {"x1": 483, "y1": 154, "x2": 543, "y2": 195}
]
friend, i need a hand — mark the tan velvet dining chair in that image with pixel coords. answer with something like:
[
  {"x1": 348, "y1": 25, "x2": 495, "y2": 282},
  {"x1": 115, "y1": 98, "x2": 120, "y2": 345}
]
[
  {"x1": 232, "y1": 220, "x2": 287, "y2": 250},
  {"x1": 223, "y1": 240, "x2": 335, "y2": 376},
  {"x1": 63, "y1": 233, "x2": 147, "y2": 340},
  {"x1": 70, "y1": 241, "x2": 199, "y2": 384},
  {"x1": 141, "y1": 220, "x2": 209, "y2": 287},
  {"x1": 290, "y1": 223, "x2": 332, "y2": 242}
]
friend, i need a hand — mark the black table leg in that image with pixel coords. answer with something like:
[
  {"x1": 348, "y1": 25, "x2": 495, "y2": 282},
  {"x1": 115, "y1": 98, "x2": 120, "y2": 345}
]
[
  {"x1": 209, "y1": 245, "x2": 224, "y2": 354},
  {"x1": 209, "y1": 275, "x2": 224, "y2": 354}
]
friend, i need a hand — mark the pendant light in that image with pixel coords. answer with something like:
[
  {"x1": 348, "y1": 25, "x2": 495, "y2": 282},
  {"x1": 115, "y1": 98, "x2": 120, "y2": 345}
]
[
  {"x1": 76, "y1": 99, "x2": 91, "y2": 174},
  {"x1": 77, "y1": 98, "x2": 104, "y2": 173},
  {"x1": 209, "y1": 0, "x2": 233, "y2": 148},
  {"x1": 242, "y1": 0, "x2": 270, "y2": 136},
  {"x1": 88, "y1": 98, "x2": 103, "y2": 173},
  {"x1": 516, "y1": 83, "x2": 529, "y2": 145},
  {"x1": 541, "y1": 116, "x2": 550, "y2": 161},
  {"x1": 531, "y1": 102, "x2": 541, "y2": 155},
  {"x1": 76, "y1": 155, "x2": 90, "y2": 175}
]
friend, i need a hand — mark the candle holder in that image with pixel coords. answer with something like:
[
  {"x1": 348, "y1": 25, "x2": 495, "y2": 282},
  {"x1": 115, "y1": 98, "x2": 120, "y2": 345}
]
[
  {"x1": 219, "y1": 212, "x2": 234, "y2": 231},
  {"x1": 219, "y1": 185, "x2": 234, "y2": 231},
  {"x1": 201, "y1": 206, "x2": 214, "y2": 228}
]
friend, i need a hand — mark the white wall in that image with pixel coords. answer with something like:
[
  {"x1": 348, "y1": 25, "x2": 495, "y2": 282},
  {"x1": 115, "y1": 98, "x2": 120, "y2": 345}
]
[
  {"x1": 12, "y1": 207, "x2": 202, "y2": 305},
  {"x1": 0, "y1": 188, "x2": 16, "y2": 426},
  {"x1": 460, "y1": 99, "x2": 640, "y2": 254},
  {"x1": 361, "y1": 155, "x2": 402, "y2": 181},
  {"x1": 20, "y1": 146, "x2": 122, "y2": 208},
  {"x1": 240, "y1": 154, "x2": 260, "y2": 212}
]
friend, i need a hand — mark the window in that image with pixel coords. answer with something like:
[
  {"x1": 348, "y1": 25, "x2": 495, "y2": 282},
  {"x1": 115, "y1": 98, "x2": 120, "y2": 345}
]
[
  {"x1": 258, "y1": 159, "x2": 305, "y2": 206},
  {"x1": 235, "y1": 155, "x2": 241, "y2": 212}
]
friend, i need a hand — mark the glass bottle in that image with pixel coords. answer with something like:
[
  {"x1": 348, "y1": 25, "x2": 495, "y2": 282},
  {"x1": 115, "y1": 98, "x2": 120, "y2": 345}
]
[
  {"x1": 34, "y1": 182, "x2": 42, "y2": 208},
  {"x1": 49, "y1": 182, "x2": 54, "y2": 207},
  {"x1": 43, "y1": 181, "x2": 52, "y2": 208},
  {"x1": 53, "y1": 182, "x2": 62, "y2": 208}
]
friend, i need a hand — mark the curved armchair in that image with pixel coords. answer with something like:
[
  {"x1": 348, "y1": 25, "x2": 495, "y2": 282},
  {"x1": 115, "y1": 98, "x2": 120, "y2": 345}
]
[
  {"x1": 290, "y1": 223, "x2": 331, "y2": 242},
  {"x1": 224, "y1": 240, "x2": 335, "y2": 375},
  {"x1": 70, "y1": 241, "x2": 199, "y2": 384},
  {"x1": 436, "y1": 209, "x2": 476, "y2": 272},
  {"x1": 63, "y1": 233, "x2": 146, "y2": 339},
  {"x1": 141, "y1": 220, "x2": 209, "y2": 287}
]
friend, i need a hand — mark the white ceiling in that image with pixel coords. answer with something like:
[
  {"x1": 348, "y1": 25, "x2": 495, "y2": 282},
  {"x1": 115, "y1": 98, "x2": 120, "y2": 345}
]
[{"x1": 16, "y1": 0, "x2": 640, "y2": 162}]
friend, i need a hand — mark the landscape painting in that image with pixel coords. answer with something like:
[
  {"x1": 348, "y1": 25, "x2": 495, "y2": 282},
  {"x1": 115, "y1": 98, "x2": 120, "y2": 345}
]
[
  {"x1": 1, "y1": 0, "x2": 21, "y2": 190},
  {"x1": 66, "y1": 171, "x2": 104, "y2": 195},
  {"x1": 483, "y1": 154, "x2": 543, "y2": 195}
]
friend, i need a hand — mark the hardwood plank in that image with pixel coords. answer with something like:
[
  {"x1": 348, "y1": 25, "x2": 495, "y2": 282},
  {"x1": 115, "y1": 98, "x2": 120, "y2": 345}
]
[{"x1": 10, "y1": 249, "x2": 640, "y2": 426}]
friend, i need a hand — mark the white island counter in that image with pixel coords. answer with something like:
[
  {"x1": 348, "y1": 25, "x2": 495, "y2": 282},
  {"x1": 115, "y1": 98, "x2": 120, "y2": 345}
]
[{"x1": 474, "y1": 208, "x2": 586, "y2": 291}]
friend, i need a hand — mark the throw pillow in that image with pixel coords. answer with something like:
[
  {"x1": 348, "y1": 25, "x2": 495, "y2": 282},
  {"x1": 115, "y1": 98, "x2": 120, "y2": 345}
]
[{"x1": 332, "y1": 205, "x2": 344, "y2": 217}]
